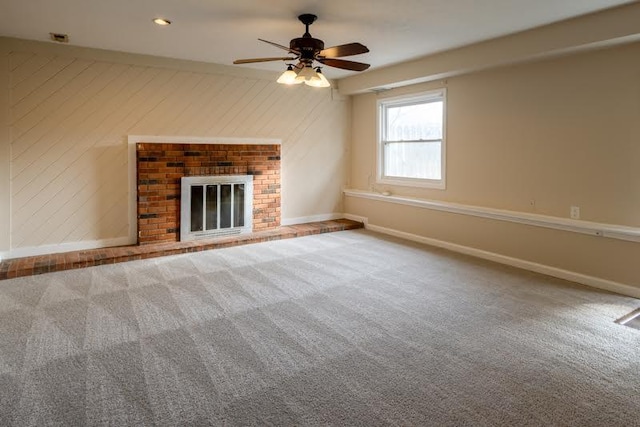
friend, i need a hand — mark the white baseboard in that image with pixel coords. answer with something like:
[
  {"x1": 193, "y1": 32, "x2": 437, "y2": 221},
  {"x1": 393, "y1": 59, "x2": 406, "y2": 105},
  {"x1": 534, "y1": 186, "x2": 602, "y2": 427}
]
[
  {"x1": 343, "y1": 213, "x2": 368, "y2": 225},
  {"x1": 281, "y1": 213, "x2": 346, "y2": 226},
  {"x1": 0, "y1": 236, "x2": 134, "y2": 261},
  {"x1": 7, "y1": 217, "x2": 636, "y2": 300},
  {"x1": 364, "y1": 222, "x2": 640, "y2": 300}
]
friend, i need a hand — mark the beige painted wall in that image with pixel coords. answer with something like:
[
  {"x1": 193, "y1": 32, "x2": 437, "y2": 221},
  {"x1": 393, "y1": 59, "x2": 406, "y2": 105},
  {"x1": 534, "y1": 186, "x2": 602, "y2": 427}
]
[
  {"x1": 0, "y1": 37, "x2": 349, "y2": 252},
  {"x1": 0, "y1": 46, "x2": 9, "y2": 253},
  {"x1": 347, "y1": 42, "x2": 640, "y2": 287}
]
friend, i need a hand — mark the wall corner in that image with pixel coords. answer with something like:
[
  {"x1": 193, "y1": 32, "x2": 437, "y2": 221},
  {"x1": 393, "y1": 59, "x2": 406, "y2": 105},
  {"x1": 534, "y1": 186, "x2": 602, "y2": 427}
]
[{"x1": 0, "y1": 42, "x2": 10, "y2": 253}]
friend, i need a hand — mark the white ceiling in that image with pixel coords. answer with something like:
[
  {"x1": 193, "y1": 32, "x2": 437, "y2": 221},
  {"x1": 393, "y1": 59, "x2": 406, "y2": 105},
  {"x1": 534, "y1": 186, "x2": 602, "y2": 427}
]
[{"x1": 0, "y1": 0, "x2": 635, "y2": 79}]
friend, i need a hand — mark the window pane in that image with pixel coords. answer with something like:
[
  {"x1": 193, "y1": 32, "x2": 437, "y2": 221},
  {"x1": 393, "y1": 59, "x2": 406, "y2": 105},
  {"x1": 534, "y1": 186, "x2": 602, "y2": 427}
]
[
  {"x1": 220, "y1": 184, "x2": 232, "y2": 229},
  {"x1": 234, "y1": 184, "x2": 245, "y2": 227},
  {"x1": 205, "y1": 185, "x2": 218, "y2": 230},
  {"x1": 385, "y1": 101, "x2": 443, "y2": 141},
  {"x1": 190, "y1": 185, "x2": 203, "y2": 232},
  {"x1": 384, "y1": 141, "x2": 441, "y2": 179}
]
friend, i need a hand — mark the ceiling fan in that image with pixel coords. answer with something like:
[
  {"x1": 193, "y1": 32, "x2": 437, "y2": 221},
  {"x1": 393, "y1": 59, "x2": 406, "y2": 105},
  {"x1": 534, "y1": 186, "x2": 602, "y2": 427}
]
[{"x1": 233, "y1": 14, "x2": 370, "y2": 86}]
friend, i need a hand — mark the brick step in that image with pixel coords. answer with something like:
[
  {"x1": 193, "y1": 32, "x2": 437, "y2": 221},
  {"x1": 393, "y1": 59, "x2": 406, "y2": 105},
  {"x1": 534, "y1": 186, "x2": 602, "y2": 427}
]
[{"x1": 0, "y1": 219, "x2": 364, "y2": 280}]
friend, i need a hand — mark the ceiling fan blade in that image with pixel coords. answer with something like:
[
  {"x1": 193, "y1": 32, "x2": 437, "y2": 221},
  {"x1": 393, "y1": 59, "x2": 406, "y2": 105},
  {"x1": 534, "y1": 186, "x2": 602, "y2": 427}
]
[
  {"x1": 258, "y1": 38, "x2": 299, "y2": 54},
  {"x1": 317, "y1": 58, "x2": 370, "y2": 72},
  {"x1": 233, "y1": 57, "x2": 297, "y2": 64},
  {"x1": 319, "y1": 43, "x2": 369, "y2": 58}
]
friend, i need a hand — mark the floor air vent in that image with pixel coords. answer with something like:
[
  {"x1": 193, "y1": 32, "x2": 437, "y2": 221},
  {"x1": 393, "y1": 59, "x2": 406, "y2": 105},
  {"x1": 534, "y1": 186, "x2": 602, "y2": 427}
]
[{"x1": 615, "y1": 308, "x2": 640, "y2": 330}]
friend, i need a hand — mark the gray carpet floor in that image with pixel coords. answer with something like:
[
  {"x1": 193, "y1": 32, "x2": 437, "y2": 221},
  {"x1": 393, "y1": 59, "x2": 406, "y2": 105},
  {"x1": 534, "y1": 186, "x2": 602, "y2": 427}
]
[{"x1": 0, "y1": 229, "x2": 638, "y2": 426}]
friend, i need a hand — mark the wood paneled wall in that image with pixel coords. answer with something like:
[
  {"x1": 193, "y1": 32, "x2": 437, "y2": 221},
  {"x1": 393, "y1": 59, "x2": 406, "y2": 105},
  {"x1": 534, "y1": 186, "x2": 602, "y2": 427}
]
[{"x1": 4, "y1": 39, "x2": 349, "y2": 251}]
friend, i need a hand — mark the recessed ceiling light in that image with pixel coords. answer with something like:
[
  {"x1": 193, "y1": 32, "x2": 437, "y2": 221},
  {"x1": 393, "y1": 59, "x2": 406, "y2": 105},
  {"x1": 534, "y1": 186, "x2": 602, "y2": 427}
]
[{"x1": 153, "y1": 18, "x2": 171, "y2": 26}]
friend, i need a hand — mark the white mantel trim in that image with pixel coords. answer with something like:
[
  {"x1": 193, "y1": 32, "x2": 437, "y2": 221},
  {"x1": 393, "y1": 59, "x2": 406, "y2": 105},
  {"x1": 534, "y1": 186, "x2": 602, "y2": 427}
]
[{"x1": 127, "y1": 135, "x2": 282, "y2": 145}]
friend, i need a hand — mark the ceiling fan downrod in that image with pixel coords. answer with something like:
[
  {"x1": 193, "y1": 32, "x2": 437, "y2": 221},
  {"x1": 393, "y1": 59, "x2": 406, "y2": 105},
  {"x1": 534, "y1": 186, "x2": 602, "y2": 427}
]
[{"x1": 298, "y1": 14, "x2": 317, "y2": 37}]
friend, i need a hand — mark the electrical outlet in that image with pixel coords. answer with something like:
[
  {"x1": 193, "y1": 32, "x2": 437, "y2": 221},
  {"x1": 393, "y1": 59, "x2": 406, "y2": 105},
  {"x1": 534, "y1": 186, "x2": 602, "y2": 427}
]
[{"x1": 570, "y1": 206, "x2": 580, "y2": 219}]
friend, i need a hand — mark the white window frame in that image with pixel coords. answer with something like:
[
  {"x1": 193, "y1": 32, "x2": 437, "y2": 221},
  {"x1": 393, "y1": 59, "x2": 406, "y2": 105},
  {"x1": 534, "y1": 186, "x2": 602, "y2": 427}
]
[{"x1": 377, "y1": 88, "x2": 446, "y2": 189}]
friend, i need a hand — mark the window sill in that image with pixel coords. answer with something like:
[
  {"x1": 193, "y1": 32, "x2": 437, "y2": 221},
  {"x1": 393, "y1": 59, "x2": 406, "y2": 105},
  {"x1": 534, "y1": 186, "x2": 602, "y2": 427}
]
[{"x1": 377, "y1": 176, "x2": 445, "y2": 190}]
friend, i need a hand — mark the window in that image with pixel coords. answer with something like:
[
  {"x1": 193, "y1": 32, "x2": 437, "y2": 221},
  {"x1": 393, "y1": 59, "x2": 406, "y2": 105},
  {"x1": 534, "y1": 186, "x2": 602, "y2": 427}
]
[{"x1": 378, "y1": 89, "x2": 446, "y2": 189}]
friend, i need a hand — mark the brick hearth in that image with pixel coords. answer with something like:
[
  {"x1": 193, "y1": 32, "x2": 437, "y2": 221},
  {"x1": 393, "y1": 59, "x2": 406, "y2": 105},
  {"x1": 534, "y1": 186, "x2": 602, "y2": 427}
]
[
  {"x1": 0, "y1": 219, "x2": 364, "y2": 280},
  {"x1": 137, "y1": 143, "x2": 280, "y2": 244}
]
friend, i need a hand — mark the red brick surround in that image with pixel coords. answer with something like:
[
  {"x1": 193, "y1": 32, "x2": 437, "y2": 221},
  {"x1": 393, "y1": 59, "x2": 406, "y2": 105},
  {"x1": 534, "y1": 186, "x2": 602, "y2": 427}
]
[{"x1": 137, "y1": 143, "x2": 280, "y2": 244}]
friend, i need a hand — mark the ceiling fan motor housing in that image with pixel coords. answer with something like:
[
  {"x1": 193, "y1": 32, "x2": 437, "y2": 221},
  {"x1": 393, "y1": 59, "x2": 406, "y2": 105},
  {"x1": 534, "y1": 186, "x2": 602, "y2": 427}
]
[
  {"x1": 292, "y1": 14, "x2": 323, "y2": 63},
  {"x1": 290, "y1": 37, "x2": 324, "y2": 61}
]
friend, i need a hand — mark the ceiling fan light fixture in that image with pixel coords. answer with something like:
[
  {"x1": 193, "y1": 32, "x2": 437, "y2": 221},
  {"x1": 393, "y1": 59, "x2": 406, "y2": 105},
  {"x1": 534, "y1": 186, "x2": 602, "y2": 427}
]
[
  {"x1": 294, "y1": 65, "x2": 316, "y2": 83},
  {"x1": 305, "y1": 67, "x2": 330, "y2": 87},
  {"x1": 277, "y1": 65, "x2": 303, "y2": 85}
]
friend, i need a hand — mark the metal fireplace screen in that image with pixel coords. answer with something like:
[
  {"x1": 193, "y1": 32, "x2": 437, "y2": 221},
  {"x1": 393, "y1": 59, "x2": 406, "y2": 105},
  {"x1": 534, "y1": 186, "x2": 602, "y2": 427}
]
[{"x1": 180, "y1": 175, "x2": 253, "y2": 241}]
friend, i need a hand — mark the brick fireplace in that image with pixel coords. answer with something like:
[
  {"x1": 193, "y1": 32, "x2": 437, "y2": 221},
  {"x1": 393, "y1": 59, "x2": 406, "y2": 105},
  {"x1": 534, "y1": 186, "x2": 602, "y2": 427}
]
[{"x1": 136, "y1": 142, "x2": 280, "y2": 245}]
